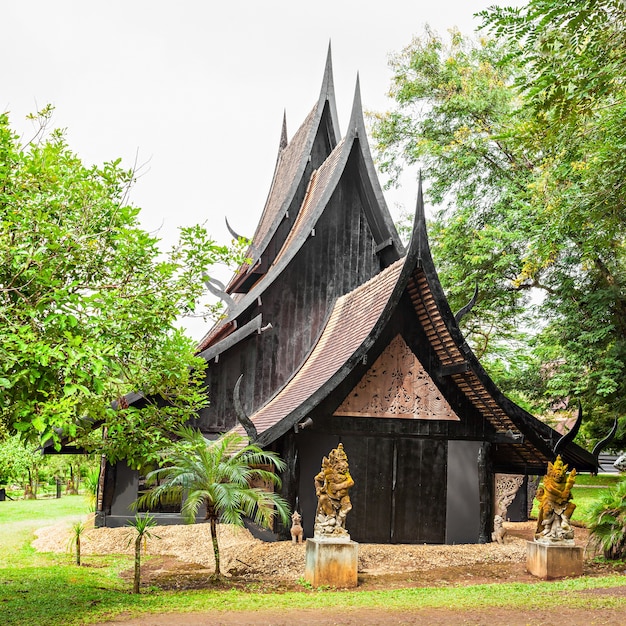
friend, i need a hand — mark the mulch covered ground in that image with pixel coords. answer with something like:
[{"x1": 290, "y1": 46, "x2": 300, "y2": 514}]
[{"x1": 34, "y1": 519, "x2": 626, "y2": 625}]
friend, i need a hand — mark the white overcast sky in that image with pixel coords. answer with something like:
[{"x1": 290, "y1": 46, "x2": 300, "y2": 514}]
[{"x1": 4, "y1": 1, "x2": 506, "y2": 339}]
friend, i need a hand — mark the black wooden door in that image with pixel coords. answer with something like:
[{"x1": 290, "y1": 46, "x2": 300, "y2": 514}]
[
  {"x1": 342, "y1": 435, "x2": 447, "y2": 544},
  {"x1": 343, "y1": 436, "x2": 394, "y2": 543},
  {"x1": 392, "y1": 437, "x2": 447, "y2": 543}
]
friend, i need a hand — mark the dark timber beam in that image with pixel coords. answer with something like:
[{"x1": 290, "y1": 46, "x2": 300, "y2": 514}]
[
  {"x1": 375, "y1": 237, "x2": 394, "y2": 254},
  {"x1": 198, "y1": 314, "x2": 263, "y2": 363},
  {"x1": 438, "y1": 362, "x2": 470, "y2": 377}
]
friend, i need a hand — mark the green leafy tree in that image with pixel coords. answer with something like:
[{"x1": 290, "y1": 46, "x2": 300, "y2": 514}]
[
  {"x1": 586, "y1": 477, "x2": 626, "y2": 560},
  {"x1": 372, "y1": 14, "x2": 626, "y2": 445},
  {"x1": 0, "y1": 107, "x2": 244, "y2": 465},
  {"x1": 479, "y1": 0, "x2": 626, "y2": 443},
  {"x1": 481, "y1": 0, "x2": 626, "y2": 128},
  {"x1": 126, "y1": 513, "x2": 159, "y2": 594},
  {"x1": 135, "y1": 427, "x2": 290, "y2": 578},
  {"x1": 372, "y1": 28, "x2": 542, "y2": 400},
  {"x1": 84, "y1": 466, "x2": 100, "y2": 511},
  {"x1": 0, "y1": 434, "x2": 43, "y2": 496}
]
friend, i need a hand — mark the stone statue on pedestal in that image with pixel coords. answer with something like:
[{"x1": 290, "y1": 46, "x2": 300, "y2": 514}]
[
  {"x1": 313, "y1": 443, "x2": 354, "y2": 539},
  {"x1": 534, "y1": 455, "x2": 577, "y2": 544}
]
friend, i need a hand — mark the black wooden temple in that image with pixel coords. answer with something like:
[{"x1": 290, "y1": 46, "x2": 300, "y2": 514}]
[{"x1": 98, "y1": 47, "x2": 596, "y2": 543}]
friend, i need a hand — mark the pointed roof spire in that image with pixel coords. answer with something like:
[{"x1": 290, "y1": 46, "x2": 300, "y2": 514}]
[
  {"x1": 348, "y1": 72, "x2": 364, "y2": 135},
  {"x1": 279, "y1": 109, "x2": 288, "y2": 151},
  {"x1": 319, "y1": 41, "x2": 341, "y2": 141},
  {"x1": 323, "y1": 41, "x2": 333, "y2": 97},
  {"x1": 414, "y1": 173, "x2": 427, "y2": 263}
]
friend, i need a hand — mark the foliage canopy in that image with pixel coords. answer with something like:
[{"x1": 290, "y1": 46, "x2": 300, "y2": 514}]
[
  {"x1": 0, "y1": 107, "x2": 242, "y2": 465},
  {"x1": 372, "y1": 1, "x2": 626, "y2": 447}
]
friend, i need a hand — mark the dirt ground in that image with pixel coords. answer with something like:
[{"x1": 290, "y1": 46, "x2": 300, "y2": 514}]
[{"x1": 34, "y1": 520, "x2": 626, "y2": 625}]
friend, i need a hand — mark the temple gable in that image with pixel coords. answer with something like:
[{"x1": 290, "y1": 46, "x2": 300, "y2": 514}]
[{"x1": 334, "y1": 334, "x2": 460, "y2": 420}]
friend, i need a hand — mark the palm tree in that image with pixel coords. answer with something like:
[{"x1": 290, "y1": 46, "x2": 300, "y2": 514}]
[
  {"x1": 586, "y1": 477, "x2": 626, "y2": 560},
  {"x1": 135, "y1": 426, "x2": 290, "y2": 577}
]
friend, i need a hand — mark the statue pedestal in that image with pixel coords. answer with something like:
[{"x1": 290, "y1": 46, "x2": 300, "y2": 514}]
[
  {"x1": 526, "y1": 540, "x2": 583, "y2": 579},
  {"x1": 305, "y1": 538, "x2": 358, "y2": 588}
]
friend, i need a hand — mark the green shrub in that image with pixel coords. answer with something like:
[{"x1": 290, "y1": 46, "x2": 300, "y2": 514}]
[{"x1": 586, "y1": 477, "x2": 626, "y2": 560}]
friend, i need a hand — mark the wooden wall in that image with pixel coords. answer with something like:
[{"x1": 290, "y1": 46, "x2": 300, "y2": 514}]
[{"x1": 197, "y1": 147, "x2": 383, "y2": 434}]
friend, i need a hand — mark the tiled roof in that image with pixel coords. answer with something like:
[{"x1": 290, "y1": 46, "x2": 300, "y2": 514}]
[
  {"x1": 271, "y1": 138, "x2": 345, "y2": 268},
  {"x1": 250, "y1": 106, "x2": 318, "y2": 259},
  {"x1": 234, "y1": 259, "x2": 404, "y2": 435}
]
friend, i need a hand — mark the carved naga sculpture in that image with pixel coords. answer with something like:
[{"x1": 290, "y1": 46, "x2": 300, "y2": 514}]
[
  {"x1": 313, "y1": 443, "x2": 354, "y2": 540},
  {"x1": 535, "y1": 455, "x2": 577, "y2": 543}
]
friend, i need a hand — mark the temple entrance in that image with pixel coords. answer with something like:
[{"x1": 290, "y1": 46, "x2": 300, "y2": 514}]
[{"x1": 297, "y1": 432, "x2": 446, "y2": 544}]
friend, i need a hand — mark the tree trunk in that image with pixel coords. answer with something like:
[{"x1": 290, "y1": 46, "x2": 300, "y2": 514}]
[
  {"x1": 76, "y1": 535, "x2": 81, "y2": 566},
  {"x1": 133, "y1": 535, "x2": 142, "y2": 593},
  {"x1": 210, "y1": 515, "x2": 220, "y2": 576}
]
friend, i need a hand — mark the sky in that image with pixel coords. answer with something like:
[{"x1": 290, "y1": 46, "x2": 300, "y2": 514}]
[{"x1": 4, "y1": 1, "x2": 503, "y2": 339}]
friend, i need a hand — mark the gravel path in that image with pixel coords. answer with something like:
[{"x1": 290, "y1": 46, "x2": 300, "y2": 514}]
[{"x1": 33, "y1": 518, "x2": 538, "y2": 579}]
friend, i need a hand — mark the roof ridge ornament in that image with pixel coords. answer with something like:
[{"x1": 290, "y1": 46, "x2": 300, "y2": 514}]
[
  {"x1": 414, "y1": 173, "x2": 427, "y2": 264},
  {"x1": 553, "y1": 401, "x2": 583, "y2": 457},
  {"x1": 203, "y1": 273, "x2": 235, "y2": 311},
  {"x1": 591, "y1": 417, "x2": 618, "y2": 473},
  {"x1": 454, "y1": 283, "x2": 479, "y2": 325},
  {"x1": 234, "y1": 374, "x2": 258, "y2": 442},
  {"x1": 225, "y1": 216, "x2": 245, "y2": 241},
  {"x1": 347, "y1": 72, "x2": 363, "y2": 137}
]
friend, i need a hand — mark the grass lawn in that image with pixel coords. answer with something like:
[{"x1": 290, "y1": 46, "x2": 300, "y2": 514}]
[{"x1": 1, "y1": 488, "x2": 626, "y2": 625}]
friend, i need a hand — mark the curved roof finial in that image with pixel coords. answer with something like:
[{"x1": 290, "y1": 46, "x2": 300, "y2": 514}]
[
  {"x1": 592, "y1": 417, "x2": 619, "y2": 473},
  {"x1": 225, "y1": 216, "x2": 244, "y2": 241},
  {"x1": 233, "y1": 374, "x2": 258, "y2": 442},
  {"x1": 324, "y1": 40, "x2": 333, "y2": 96},
  {"x1": 454, "y1": 283, "x2": 479, "y2": 325},
  {"x1": 554, "y1": 400, "x2": 584, "y2": 457},
  {"x1": 349, "y1": 72, "x2": 363, "y2": 135}
]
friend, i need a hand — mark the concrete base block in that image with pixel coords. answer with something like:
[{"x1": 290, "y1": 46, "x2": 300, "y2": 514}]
[
  {"x1": 526, "y1": 540, "x2": 583, "y2": 579},
  {"x1": 305, "y1": 538, "x2": 358, "y2": 588}
]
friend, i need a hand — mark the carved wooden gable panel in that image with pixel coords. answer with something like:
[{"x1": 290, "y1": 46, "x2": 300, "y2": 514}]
[{"x1": 334, "y1": 334, "x2": 460, "y2": 420}]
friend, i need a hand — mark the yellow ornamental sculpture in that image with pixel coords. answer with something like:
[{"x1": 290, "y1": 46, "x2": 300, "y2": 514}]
[
  {"x1": 314, "y1": 443, "x2": 354, "y2": 539},
  {"x1": 535, "y1": 455, "x2": 577, "y2": 543}
]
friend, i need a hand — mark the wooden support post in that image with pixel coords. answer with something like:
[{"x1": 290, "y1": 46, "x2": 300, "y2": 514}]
[{"x1": 477, "y1": 442, "x2": 494, "y2": 543}]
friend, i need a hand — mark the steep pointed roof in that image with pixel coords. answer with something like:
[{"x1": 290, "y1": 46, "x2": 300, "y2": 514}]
[
  {"x1": 233, "y1": 180, "x2": 596, "y2": 474},
  {"x1": 198, "y1": 71, "x2": 403, "y2": 354},
  {"x1": 225, "y1": 46, "x2": 341, "y2": 290},
  {"x1": 265, "y1": 77, "x2": 403, "y2": 272}
]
